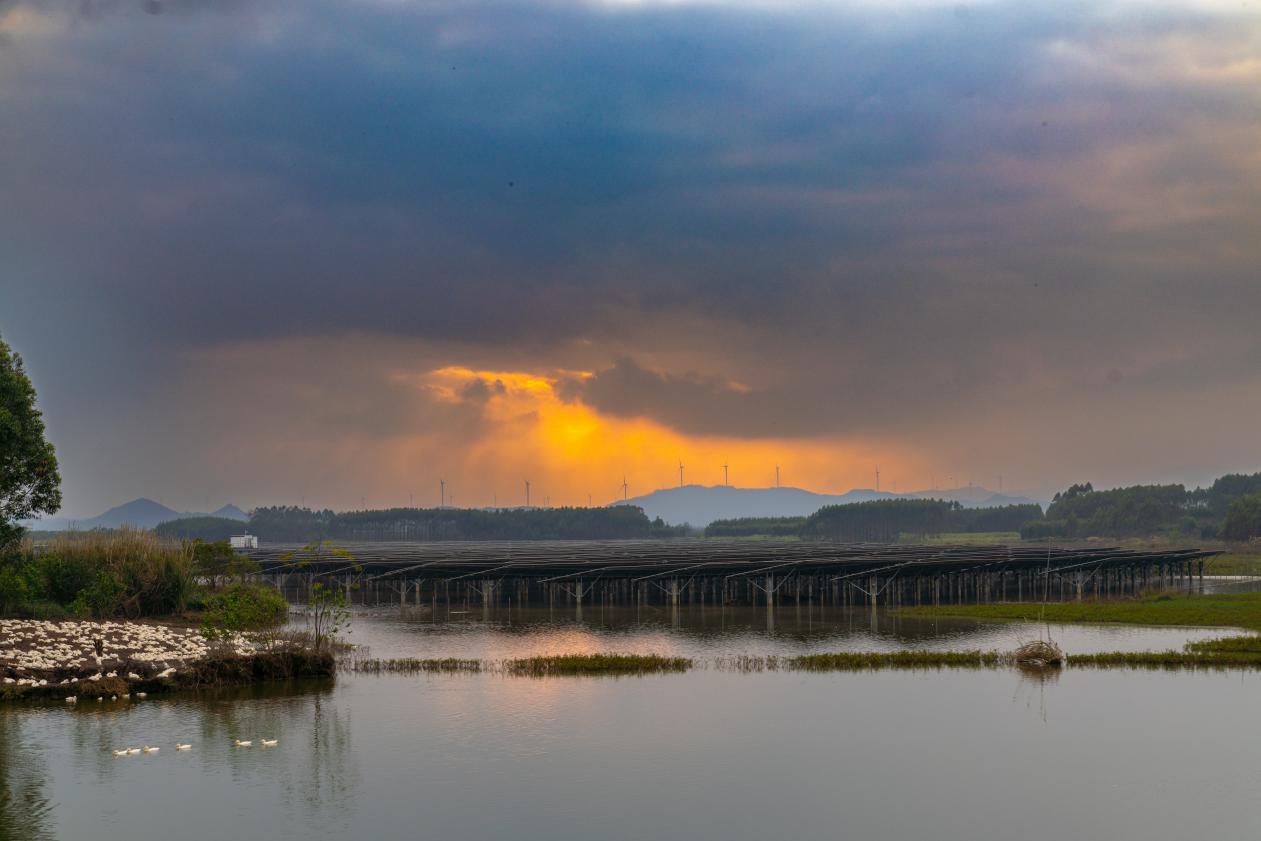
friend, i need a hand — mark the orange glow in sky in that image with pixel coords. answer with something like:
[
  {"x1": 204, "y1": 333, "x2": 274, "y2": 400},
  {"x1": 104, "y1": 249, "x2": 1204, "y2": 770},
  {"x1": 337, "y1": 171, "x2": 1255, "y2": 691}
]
[{"x1": 401, "y1": 365, "x2": 918, "y2": 508}]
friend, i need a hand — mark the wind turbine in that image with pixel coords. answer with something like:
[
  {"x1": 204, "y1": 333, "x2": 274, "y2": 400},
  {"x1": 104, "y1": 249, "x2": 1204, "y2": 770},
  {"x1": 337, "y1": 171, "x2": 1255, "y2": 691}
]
[
  {"x1": 439, "y1": 478, "x2": 445, "y2": 508},
  {"x1": 678, "y1": 460, "x2": 684, "y2": 488},
  {"x1": 875, "y1": 466, "x2": 880, "y2": 493},
  {"x1": 775, "y1": 465, "x2": 780, "y2": 489},
  {"x1": 525, "y1": 479, "x2": 531, "y2": 508},
  {"x1": 622, "y1": 476, "x2": 628, "y2": 501},
  {"x1": 723, "y1": 462, "x2": 729, "y2": 486}
]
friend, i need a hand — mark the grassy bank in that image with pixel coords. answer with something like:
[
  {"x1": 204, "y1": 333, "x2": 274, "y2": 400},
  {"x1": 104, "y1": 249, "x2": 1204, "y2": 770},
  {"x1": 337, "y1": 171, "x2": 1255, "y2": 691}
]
[
  {"x1": 1203, "y1": 550, "x2": 1261, "y2": 576},
  {"x1": 1066, "y1": 635, "x2": 1261, "y2": 669},
  {"x1": 896, "y1": 591, "x2": 1261, "y2": 631}
]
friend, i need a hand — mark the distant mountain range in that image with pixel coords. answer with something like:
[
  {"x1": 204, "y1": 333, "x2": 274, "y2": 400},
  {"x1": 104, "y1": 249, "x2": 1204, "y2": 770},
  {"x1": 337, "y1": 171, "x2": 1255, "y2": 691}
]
[
  {"x1": 612, "y1": 485, "x2": 1040, "y2": 527},
  {"x1": 25, "y1": 498, "x2": 249, "y2": 532}
]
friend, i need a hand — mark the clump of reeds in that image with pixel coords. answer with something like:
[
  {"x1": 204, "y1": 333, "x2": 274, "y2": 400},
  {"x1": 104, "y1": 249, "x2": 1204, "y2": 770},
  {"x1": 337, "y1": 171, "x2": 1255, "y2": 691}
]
[
  {"x1": 1013, "y1": 639, "x2": 1064, "y2": 669},
  {"x1": 349, "y1": 657, "x2": 483, "y2": 674},
  {"x1": 714, "y1": 654, "x2": 783, "y2": 673},
  {"x1": 787, "y1": 650, "x2": 1007, "y2": 671},
  {"x1": 1070, "y1": 634, "x2": 1261, "y2": 670},
  {"x1": 503, "y1": 653, "x2": 693, "y2": 677}
]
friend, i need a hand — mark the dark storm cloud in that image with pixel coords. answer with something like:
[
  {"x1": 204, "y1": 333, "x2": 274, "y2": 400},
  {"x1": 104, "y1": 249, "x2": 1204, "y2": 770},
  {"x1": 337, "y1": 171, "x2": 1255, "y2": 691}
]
[{"x1": 2, "y1": 0, "x2": 1261, "y2": 509}]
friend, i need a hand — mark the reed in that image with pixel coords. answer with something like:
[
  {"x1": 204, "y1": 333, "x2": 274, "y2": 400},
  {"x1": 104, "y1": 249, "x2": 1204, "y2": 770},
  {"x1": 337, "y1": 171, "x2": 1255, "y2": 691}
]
[
  {"x1": 349, "y1": 657, "x2": 483, "y2": 674},
  {"x1": 788, "y1": 650, "x2": 1008, "y2": 671},
  {"x1": 503, "y1": 653, "x2": 693, "y2": 676}
]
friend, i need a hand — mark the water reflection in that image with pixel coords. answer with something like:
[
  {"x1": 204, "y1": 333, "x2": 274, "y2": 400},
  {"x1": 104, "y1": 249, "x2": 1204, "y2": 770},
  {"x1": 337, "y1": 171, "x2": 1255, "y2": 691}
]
[
  {"x1": 6, "y1": 605, "x2": 1261, "y2": 841},
  {"x1": 342, "y1": 603, "x2": 1242, "y2": 663},
  {"x1": 0, "y1": 710, "x2": 54, "y2": 841}
]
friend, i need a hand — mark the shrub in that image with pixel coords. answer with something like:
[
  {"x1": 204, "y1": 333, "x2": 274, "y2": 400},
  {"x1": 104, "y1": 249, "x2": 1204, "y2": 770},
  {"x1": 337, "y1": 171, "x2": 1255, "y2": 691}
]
[
  {"x1": 200, "y1": 583, "x2": 289, "y2": 639},
  {"x1": 70, "y1": 571, "x2": 125, "y2": 618},
  {"x1": 191, "y1": 540, "x2": 259, "y2": 587}
]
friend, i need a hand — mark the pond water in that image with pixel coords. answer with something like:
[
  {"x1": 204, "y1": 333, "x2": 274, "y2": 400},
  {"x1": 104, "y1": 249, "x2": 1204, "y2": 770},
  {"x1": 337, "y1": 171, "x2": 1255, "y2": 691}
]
[{"x1": 5, "y1": 605, "x2": 1260, "y2": 841}]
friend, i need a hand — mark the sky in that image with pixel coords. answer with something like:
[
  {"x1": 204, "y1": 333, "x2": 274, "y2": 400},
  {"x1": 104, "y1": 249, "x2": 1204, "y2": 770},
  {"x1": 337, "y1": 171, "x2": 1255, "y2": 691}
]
[{"x1": 2, "y1": 0, "x2": 1260, "y2": 517}]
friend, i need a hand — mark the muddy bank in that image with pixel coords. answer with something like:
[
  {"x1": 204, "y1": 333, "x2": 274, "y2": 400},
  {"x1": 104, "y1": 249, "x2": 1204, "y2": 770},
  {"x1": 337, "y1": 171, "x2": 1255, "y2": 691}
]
[
  {"x1": 2, "y1": 650, "x2": 335, "y2": 701},
  {"x1": 0, "y1": 619, "x2": 334, "y2": 702}
]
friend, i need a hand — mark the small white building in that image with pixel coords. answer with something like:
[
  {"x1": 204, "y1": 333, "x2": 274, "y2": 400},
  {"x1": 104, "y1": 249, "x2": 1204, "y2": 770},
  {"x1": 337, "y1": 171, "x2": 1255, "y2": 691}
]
[{"x1": 229, "y1": 534, "x2": 259, "y2": 550}]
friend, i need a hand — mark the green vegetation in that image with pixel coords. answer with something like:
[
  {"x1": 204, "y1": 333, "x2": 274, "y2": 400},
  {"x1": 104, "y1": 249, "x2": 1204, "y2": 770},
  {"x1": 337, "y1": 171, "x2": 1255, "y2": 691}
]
[
  {"x1": 705, "y1": 516, "x2": 806, "y2": 538},
  {"x1": 1203, "y1": 550, "x2": 1261, "y2": 576},
  {"x1": 1222, "y1": 493, "x2": 1261, "y2": 542},
  {"x1": 789, "y1": 650, "x2": 1006, "y2": 670},
  {"x1": 191, "y1": 539, "x2": 261, "y2": 588},
  {"x1": 1023, "y1": 474, "x2": 1261, "y2": 541},
  {"x1": 248, "y1": 504, "x2": 687, "y2": 542},
  {"x1": 504, "y1": 653, "x2": 693, "y2": 676},
  {"x1": 0, "y1": 334, "x2": 61, "y2": 551},
  {"x1": 801, "y1": 499, "x2": 1042, "y2": 542},
  {"x1": 897, "y1": 590, "x2": 1261, "y2": 631},
  {"x1": 349, "y1": 657, "x2": 483, "y2": 673},
  {"x1": 155, "y1": 516, "x2": 246, "y2": 542},
  {"x1": 0, "y1": 531, "x2": 292, "y2": 635},
  {"x1": 199, "y1": 583, "x2": 289, "y2": 638},
  {"x1": 0, "y1": 529, "x2": 196, "y2": 618},
  {"x1": 1068, "y1": 637, "x2": 1261, "y2": 669},
  {"x1": 908, "y1": 531, "x2": 1021, "y2": 546},
  {"x1": 279, "y1": 541, "x2": 360, "y2": 652}
]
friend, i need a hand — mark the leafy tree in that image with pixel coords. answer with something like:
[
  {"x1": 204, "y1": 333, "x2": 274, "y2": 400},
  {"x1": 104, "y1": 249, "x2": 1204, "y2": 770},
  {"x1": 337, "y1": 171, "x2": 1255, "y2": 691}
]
[
  {"x1": 191, "y1": 539, "x2": 259, "y2": 588},
  {"x1": 282, "y1": 540, "x2": 360, "y2": 651},
  {"x1": 1222, "y1": 493, "x2": 1261, "y2": 542},
  {"x1": 0, "y1": 335, "x2": 61, "y2": 549}
]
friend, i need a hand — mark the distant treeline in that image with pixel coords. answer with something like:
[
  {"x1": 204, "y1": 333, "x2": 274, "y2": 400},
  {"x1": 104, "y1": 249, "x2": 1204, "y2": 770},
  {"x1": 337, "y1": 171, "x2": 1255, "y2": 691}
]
[
  {"x1": 800, "y1": 500, "x2": 1042, "y2": 542},
  {"x1": 707, "y1": 501, "x2": 1041, "y2": 541},
  {"x1": 242, "y1": 505, "x2": 687, "y2": 542},
  {"x1": 154, "y1": 516, "x2": 244, "y2": 542},
  {"x1": 704, "y1": 517, "x2": 807, "y2": 538},
  {"x1": 148, "y1": 471, "x2": 1261, "y2": 545},
  {"x1": 1022, "y1": 474, "x2": 1261, "y2": 540}
]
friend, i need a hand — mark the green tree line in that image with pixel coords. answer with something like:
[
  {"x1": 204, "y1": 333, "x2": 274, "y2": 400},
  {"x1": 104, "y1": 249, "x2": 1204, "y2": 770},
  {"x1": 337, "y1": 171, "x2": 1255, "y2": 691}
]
[
  {"x1": 1022, "y1": 474, "x2": 1261, "y2": 540},
  {"x1": 710, "y1": 502, "x2": 1041, "y2": 541},
  {"x1": 245, "y1": 505, "x2": 687, "y2": 542}
]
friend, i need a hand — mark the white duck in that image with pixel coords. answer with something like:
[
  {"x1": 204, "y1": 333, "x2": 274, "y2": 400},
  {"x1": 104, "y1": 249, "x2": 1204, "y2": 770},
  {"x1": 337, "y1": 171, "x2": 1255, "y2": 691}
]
[
  {"x1": 142, "y1": 746, "x2": 159, "y2": 753},
  {"x1": 260, "y1": 738, "x2": 278, "y2": 747},
  {"x1": 233, "y1": 739, "x2": 252, "y2": 747},
  {"x1": 176, "y1": 743, "x2": 192, "y2": 751}
]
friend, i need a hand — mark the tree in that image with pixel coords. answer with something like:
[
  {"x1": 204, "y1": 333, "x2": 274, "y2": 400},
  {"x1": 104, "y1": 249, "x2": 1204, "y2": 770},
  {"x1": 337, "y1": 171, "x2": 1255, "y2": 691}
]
[
  {"x1": 0, "y1": 335, "x2": 61, "y2": 549},
  {"x1": 1222, "y1": 493, "x2": 1261, "y2": 542},
  {"x1": 281, "y1": 540, "x2": 360, "y2": 652}
]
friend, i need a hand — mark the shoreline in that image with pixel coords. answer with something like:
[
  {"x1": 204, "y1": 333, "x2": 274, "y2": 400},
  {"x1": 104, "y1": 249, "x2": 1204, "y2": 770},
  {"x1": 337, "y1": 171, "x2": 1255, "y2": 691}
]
[{"x1": 0, "y1": 618, "x2": 334, "y2": 702}]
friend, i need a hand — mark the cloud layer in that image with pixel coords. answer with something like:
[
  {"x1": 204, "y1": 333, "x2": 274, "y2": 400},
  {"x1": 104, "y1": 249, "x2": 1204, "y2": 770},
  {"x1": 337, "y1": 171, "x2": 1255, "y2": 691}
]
[{"x1": 2, "y1": 0, "x2": 1259, "y2": 513}]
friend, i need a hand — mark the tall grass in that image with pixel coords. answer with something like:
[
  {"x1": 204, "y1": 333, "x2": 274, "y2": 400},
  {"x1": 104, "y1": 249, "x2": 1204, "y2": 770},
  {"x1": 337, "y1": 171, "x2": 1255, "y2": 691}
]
[{"x1": 6, "y1": 528, "x2": 196, "y2": 618}]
